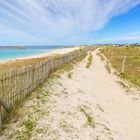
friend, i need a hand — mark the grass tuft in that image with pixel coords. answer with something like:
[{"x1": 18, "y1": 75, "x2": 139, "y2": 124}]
[
  {"x1": 86, "y1": 53, "x2": 93, "y2": 69},
  {"x1": 68, "y1": 72, "x2": 73, "y2": 79},
  {"x1": 80, "y1": 108, "x2": 95, "y2": 128},
  {"x1": 9, "y1": 119, "x2": 35, "y2": 140}
]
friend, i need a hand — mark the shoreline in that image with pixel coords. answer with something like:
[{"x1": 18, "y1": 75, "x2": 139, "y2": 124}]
[{"x1": 0, "y1": 47, "x2": 79, "y2": 64}]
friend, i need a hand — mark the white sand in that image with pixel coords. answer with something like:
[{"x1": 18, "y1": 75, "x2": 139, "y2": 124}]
[
  {"x1": 0, "y1": 47, "x2": 79, "y2": 64},
  {"x1": 1, "y1": 48, "x2": 140, "y2": 140}
]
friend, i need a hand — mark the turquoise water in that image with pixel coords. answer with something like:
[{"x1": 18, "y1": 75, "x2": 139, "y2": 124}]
[{"x1": 0, "y1": 46, "x2": 64, "y2": 60}]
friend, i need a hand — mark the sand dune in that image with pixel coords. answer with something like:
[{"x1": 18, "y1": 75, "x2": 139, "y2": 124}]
[{"x1": 1, "y1": 49, "x2": 140, "y2": 140}]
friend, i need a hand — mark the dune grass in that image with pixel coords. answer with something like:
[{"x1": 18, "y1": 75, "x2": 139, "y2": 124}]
[
  {"x1": 68, "y1": 72, "x2": 73, "y2": 79},
  {"x1": 80, "y1": 108, "x2": 95, "y2": 128},
  {"x1": 0, "y1": 56, "x2": 50, "y2": 71},
  {"x1": 100, "y1": 46, "x2": 140, "y2": 87},
  {"x1": 86, "y1": 53, "x2": 93, "y2": 68}
]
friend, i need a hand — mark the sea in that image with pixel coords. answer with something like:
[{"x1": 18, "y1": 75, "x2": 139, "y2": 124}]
[{"x1": 0, "y1": 46, "x2": 65, "y2": 60}]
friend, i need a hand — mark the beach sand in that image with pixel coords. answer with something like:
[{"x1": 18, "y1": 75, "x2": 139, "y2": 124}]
[
  {"x1": 0, "y1": 47, "x2": 80, "y2": 64},
  {"x1": 1, "y1": 48, "x2": 140, "y2": 140},
  {"x1": 0, "y1": 47, "x2": 81, "y2": 70}
]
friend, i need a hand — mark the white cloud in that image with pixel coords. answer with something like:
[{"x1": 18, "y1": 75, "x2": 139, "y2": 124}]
[
  {"x1": 0, "y1": 0, "x2": 140, "y2": 44},
  {"x1": 93, "y1": 32, "x2": 140, "y2": 44}
]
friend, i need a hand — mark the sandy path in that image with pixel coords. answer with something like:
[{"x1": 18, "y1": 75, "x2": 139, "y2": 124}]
[
  {"x1": 90, "y1": 49, "x2": 140, "y2": 140},
  {"x1": 0, "y1": 49, "x2": 140, "y2": 140}
]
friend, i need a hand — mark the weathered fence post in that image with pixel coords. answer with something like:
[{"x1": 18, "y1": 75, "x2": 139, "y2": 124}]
[
  {"x1": 51, "y1": 58, "x2": 53, "y2": 71},
  {"x1": 0, "y1": 106, "x2": 2, "y2": 127},
  {"x1": 0, "y1": 48, "x2": 88, "y2": 125},
  {"x1": 121, "y1": 56, "x2": 126, "y2": 73}
]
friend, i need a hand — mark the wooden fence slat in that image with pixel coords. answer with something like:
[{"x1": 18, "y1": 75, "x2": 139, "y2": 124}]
[{"x1": 0, "y1": 48, "x2": 89, "y2": 125}]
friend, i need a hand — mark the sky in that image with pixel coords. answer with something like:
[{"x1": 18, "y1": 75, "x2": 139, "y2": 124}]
[{"x1": 0, "y1": 0, "x2": 140, "y2": 46}]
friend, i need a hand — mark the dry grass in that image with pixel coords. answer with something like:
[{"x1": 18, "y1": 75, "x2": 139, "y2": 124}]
[
  {"x1": 68, "y1": 72, "x2": 73, "y2": 79},
  {"x1": 0, "y1": 56, "x2": 50, "y2": 71},
  {"x1": 86, "y1": 53, "x2": 93, "y2": 68},
  {"x1": 100, "y1": 46, "x2": 140, "y2": 87},
  {"x1": 80, "y1": 108, "x2": 95, "y2": 128}
]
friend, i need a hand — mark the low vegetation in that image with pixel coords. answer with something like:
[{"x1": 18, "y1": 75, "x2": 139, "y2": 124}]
[
  {"x1": 0, "y1": 56, "x2": 49, "y2": 71},
  {"x1": 105, "y1": 62, "x2": 111, "y2": 73},
  {"x1": 100, "y1": 46, "x2": 140, "y2": 87},
  {"x1": 22, "y1": 119, "x2": 35, "y2": 139},
  {"x1": 56, "y1": 51, "x2": 88, "y2": 75},
  {"x1": 86, "y1": 53, "x2": 93, "y2": 68},
  {"x1": 68, "y1": 72, "x2": 73, "y2": 79},
  {"x1": 74, "y1": 52, "x2": 88, "y2": 63},
  {"x1": 0, "y1": 47, "x2": 86, "y2": 71},
  {"x1": 8, "y1": 119, "x2": 35, "y2": 140},
  {"x1": 80, "y1": 108, "x2": 95, "y2": 128}
]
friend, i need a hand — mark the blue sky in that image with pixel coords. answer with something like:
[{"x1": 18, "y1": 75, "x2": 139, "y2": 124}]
[{"x1": 0, "y1": 0, "x2": 140, "y2": 45}]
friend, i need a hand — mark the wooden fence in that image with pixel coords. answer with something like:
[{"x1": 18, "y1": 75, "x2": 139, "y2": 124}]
[{"x1": 0, "y1": 48, "x2": 88, "y2": 125}]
